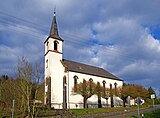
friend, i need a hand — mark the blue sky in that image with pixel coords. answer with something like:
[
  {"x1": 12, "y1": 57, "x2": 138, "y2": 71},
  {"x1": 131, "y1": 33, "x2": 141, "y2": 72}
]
[{"x1": 0, "y1": 0, "x2": 160, "y2": 95}]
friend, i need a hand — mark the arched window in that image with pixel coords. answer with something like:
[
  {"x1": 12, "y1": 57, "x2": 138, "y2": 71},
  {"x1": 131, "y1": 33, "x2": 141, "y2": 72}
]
[
  {"x1": 46, "y1": 77, "x2": 51, "y2": 106},
  {"x1": 97, "y1": 82, "x2": 101, "y2": 93},
  {"x1": 97, "y1": 82, "x2": 102, "y2": 108},
  {"x1": 89, "y1": 78, "x2": 93, "y2": 92},
  {"x1": 102, "y1": 80, "x2": 106, "y2": 97},
  {"x1": 63, "y1": 76, "x2": 67, "y2": 84},
  {"x1": 46, "y1": 59, "x2": 48, "y2": 68},
  {"x1": 110, "y1": 83, "x2": 114, "y2": 107},
  {"x1": 83, "y1": 79, "x2": 86, "y2": 92},
  {"x1": 102, "y1": 80, "x2": 106, "y2": 86},
  {"x1": 73, "y1": 75, "x2": 78, "y2": 92},
  {"x1": 46, "y1": 41, "x2": 49, "y2": 51},
  {"x1": 54, "y1": 40, "x2": 58, "y2": 51},
  {"x1": 114, "y1": 82, "x2": 117, "y2": 88},
  {"x1": 63, "y1": 76, "x2": 67, "y2": 108},
  {"x1": 114, "y1": 82, "x2": 117, "y2": 96},
  {"x1": 110, "y1": 84, "x2": 113, "y2": 97},
  {"x1": 89, "y1": 78, "x2": 93, "y2": 81}
]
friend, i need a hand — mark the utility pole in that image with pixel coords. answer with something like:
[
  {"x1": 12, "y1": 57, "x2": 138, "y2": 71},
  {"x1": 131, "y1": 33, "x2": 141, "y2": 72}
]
[
  {"x1": 151, "y1": 94, "x2": 155, "y2": 111},
  {"x1": 137, "y1": 104, "x2": 140, "y2": 118},
  {"x1": 135, "y1": 97, "x2": 142, "y2": 118}
]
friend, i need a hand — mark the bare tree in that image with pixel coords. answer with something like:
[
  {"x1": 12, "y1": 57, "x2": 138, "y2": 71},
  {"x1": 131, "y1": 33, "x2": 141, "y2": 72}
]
[
  {"x1": 96, "y1": 82, "x2": 102, "y2": 108},
  {"x1": 72, "y1": 79, "x2": 97, "y2": 108},
  {"x1": 101, "y1": 81, "x2": 110, "y2": 107},
  {"x1": 17, "y1": 57, "x2": 43, "y2": 117},
  {"x1": 17, "y1": 57, "x2": 33, "y2": 117},
  {"x1": 110, "y1": 84, "x2": 114, "y2": 107},
  {"x1": 31, "y1": 62, "x2": 42, "y2": 118}
]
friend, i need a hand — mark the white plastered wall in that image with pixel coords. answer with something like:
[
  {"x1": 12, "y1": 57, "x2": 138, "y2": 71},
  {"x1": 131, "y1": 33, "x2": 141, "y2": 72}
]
[
  {"x1": 66, "y1": 71, "x2": 123, "y2": 108},
  {"x1": 44, "y1": 37, "x2": 64, "y2": 109},
  {"x1": 45, "y1": 38, "x2": 63, "y2": 54}
]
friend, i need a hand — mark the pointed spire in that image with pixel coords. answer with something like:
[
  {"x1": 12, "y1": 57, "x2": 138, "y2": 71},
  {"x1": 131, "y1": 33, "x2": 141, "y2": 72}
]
[{"x1": 49, "y1": 11, "x2": 63, "y2": 41}]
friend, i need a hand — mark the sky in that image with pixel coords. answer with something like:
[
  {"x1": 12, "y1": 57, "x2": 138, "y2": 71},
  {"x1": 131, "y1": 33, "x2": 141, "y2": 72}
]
[{"x1": 0, "y1": 0, "x2": 160, "y2": 95}]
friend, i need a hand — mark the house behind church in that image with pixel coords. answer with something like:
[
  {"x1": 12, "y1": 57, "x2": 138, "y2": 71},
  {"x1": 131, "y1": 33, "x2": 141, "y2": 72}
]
[{"x1": 44, "y1": 12, "x2": 123, "y2": 109}]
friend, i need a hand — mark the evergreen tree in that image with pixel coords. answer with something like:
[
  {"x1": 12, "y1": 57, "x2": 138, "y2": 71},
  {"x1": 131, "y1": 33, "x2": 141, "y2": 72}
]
[{"x1": 148, "y1": 87, "x2": 156, "y2": 98}]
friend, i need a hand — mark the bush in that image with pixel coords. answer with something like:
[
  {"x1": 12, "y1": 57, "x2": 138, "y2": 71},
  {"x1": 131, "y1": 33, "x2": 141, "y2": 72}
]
[
  {"x1": 155, "y1": 99, "x2": 160, "y2": 105},
  {"x1": 144, "y1": 109, "x2": 160, "y2": 118}
]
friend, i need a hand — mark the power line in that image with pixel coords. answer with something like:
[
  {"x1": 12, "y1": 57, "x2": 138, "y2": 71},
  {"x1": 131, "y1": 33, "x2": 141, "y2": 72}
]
[
  {"x1": 0, "y1": 11, "x2": 48, "y2": 31},
  {"x1": 0, "y1": 16, "x2": 154, "y2": 63},
  {"x1": 1, "y1": 11, "x2": 160, "y2": 66},
  {"x1": 0, "y1": 11, "x2": 93, "y2": 44},
  {"x1": 1, "y1": 22, "x2": 45, "y2": 37},
  {"x1": 0, "y1": 20, "x2": 137, "y2": 62},
  {"x1": 0, "y1": 23, "x2": 43, "y2": 39}
]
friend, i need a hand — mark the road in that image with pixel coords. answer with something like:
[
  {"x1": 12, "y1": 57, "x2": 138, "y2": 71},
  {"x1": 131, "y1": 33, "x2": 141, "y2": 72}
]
[
  {"x1": 37, "y1": 105, "x2": 160, "y2": 118},
  {"x1": 106, "y1": 105, "x2": 160, "y2": 118}
]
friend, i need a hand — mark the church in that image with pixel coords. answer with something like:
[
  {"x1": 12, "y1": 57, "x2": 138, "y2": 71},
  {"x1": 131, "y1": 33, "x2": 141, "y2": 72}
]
[{"x1": 44, "y1": 12, "x2": 123, "y2": 109}]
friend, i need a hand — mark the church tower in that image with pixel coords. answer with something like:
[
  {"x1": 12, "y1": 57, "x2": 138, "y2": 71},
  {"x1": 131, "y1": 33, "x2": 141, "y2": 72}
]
[{"x1": 44, "y1": 12, "x2": 64, "y2": 109}]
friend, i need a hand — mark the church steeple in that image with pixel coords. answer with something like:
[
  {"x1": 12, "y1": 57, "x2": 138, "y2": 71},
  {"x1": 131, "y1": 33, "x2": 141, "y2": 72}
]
[
  {"x1": 44, "y1": 11, "x2": 64, "y2": 108},
  {"x1": 49, "y1": 11, "x2": 63, "y2": 41}
]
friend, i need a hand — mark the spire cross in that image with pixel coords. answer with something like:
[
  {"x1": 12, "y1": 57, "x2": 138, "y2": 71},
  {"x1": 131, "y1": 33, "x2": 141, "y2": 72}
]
[{"x1": 54, "y1": 6, "x2": 56, "y2": 16}]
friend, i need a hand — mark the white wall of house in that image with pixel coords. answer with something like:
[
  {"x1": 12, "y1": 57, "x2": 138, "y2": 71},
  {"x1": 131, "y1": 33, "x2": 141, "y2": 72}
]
[
  {"x1": 65, "y1": 71, "x2": 123, "y2": 108},
  {"x1": 130, "y1": 99, "x2": 135, "y2": 106},
  {"x1": 44, "y1": 37, "x2": 64, "y2": 109}
]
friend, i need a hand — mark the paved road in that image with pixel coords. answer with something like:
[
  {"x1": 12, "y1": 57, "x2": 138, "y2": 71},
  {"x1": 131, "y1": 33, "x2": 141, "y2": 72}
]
[
  {"x1": 106, "y1": 105, "x2": 160, "y2": 118},
  {"x1": 37, "y1": 105, "x2": 160, "y2": 118}
]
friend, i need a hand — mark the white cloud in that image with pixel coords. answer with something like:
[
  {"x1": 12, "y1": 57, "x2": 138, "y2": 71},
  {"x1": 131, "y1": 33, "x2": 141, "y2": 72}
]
[
  {"x1": 0, "y1": 22, "x2": 45, "y2": 76},
  {"x1": 1, "y1": 0, "x2": 160, "y2": 92},
  {"x1": 0, "y1": 45, "x2": 19, "y2": 75},
  {"x1": 143, "y1": 34, "x2": 160, "y2": 52},
  {"x1": 92, "y1": 18, "x2": 144, "y2": 44},
  {"x1": 62, "y1": 17, "x2": 160, "y2": 90}
]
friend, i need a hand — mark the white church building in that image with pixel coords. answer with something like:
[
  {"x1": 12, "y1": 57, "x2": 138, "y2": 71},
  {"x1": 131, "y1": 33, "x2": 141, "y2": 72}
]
[{"x1": 44, "y1": 12, "x2": 123, "y2": 109}]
